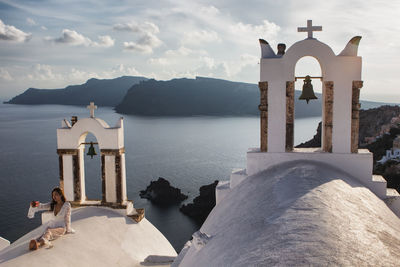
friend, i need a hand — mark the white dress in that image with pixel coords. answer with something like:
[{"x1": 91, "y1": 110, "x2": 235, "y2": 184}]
[{"x1": 28, "y1": 202, "x2": 74, "y2": 234}]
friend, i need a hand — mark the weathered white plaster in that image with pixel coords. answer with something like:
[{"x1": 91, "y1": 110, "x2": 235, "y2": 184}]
[
  {"x1": 229, "y1": 168, "x2": 247, "y2": 189},
  {"x1": 62, "y1": 155, "x2": 74, "y2": 201},
  {"x1": 78, "y1": 147, "x2": 86, "y2": 201},
  {"x1": 244, "y1": 148, "x2": 393, "y2": 199},
  {"x1": 57, "y1": 118, "x2": 124, "y2": 149},
  {"x1": 215, "y1": 181, "x2": 230, "y2": 204},
  {"x1": 0, "y1": 236, "x2": 10, "y2": 251},
  {"x1": 1, "y1": 207, "x2": 176, "y2": 267},
  {"x1": 105, "y1": 155, "x2": 116, "y2": 203},
  {"x1": 176, "y1": 161, "x2": 400, "y2": 266}
]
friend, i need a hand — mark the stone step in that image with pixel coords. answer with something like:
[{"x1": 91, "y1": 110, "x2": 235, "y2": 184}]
[
  {"x1": 372, "y1": 174, "x2": 387, "y2": 183},
  {"x1": 216, "y1": 181, "x2": 231, "y2": 205},
  {"x1": 230, "y1": 168, "x2": 248, "y2": 189},
  {"x1": 0, "y1": 236, "x2": 10, "y2": 251},
  {"x1": 385, "y1": 188, "x2": 400, "y2": 217},
  {"x1": 368, "y1": 175, "x2": 388, "y2": 199}
]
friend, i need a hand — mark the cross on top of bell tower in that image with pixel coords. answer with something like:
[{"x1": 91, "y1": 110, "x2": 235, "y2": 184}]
[
  {"x1": 297, "y1": 20, "x2": 322, "y2": 39},
  {"x1": 87, "y1": 102, "x2": 97, "y2": 118}
]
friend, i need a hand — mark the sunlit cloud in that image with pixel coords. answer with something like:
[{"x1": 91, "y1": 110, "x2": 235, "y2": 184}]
[
  {"x1": 229, "y1": 20, "x2": 280, "y2": 45},
  {"x1": 45, "y1": 29, "x2": 114, "y2": 47},
  {"x1": 0, "y1": 19, "x2": 32, "y2": 42},
  {"x1": 115, "y1": 21, "x2": 162, "y2": 53}
]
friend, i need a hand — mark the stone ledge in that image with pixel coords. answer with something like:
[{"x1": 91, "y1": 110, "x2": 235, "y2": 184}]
[{"x1": 128, "y1": 208, "x2": 145, "y2": 223}]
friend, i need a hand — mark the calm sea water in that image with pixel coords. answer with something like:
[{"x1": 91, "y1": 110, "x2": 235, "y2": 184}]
[{"x1": 0, "y1": 103, "x2": 320, "y2": 251}]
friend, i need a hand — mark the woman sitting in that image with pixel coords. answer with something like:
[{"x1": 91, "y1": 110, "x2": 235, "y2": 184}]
[{"x1": 28, "y1": 187, "x2": 74, "y2": 250}]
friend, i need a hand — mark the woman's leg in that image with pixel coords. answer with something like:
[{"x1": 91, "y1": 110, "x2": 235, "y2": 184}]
[{"x1": 37, "y1": 227, "x2": 65, "y2": 248}]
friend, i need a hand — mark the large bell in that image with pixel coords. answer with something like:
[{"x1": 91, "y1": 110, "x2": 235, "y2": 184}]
[
  {"x1": 87, "y1": 142, "x2": 97, "y2": 159},
  {"x1": 298, "y1": 75, "x2": 318, "y2": 104}
]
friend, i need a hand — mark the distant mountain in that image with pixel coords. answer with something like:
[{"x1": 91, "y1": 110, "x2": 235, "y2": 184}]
[
  {"x1": 115, "y1": 76, "x2": 389, "y2": 117},
  {"x1": 5, "y1": 75, "x2": 391, "y2": 117},
  {"x1": 5, "y1": 76, "x2": 148, "y2": 106}
]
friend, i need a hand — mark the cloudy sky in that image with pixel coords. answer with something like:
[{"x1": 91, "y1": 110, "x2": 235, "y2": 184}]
[{"x1": 0, "y1": 0, "x2": 399, "y2": 102}]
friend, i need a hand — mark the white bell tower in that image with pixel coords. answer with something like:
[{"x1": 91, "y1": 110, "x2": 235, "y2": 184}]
[
  {"x1": 56, "y1": 102, "x2": 143, "y2": 219},
  {"x1": 216, "y1": 20, "x2": 400, "y2": 217}
]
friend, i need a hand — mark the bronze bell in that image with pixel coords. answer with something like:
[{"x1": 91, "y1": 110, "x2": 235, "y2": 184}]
[
  {"x1": 298, "y1": 75, "x2": 318, "y2": 104},
  {"x1": 87, "y1": 142, "x2": 97, "y2": 159}
]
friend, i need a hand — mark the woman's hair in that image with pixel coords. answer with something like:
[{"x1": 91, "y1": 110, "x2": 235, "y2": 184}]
[{"x1": 50, "y1": 187, "x2": 66, "y2": 211}]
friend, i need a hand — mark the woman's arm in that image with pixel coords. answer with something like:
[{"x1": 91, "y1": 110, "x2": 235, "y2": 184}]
[
  {"x1": 64, "y1": 202, "x2": 74, "y2": 233},
  {"x1": 37, "y1": 202, "x2": 51, "y2": 211},
  {"x1": 27, "y1": 202, "x2": 51, "y2": 219}
]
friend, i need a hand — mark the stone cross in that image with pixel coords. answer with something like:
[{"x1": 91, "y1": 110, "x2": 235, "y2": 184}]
[
  {"x1": 298, "y1": 20, "x2": 322, "y2": 39},
  {"x1": 87, "y1": 102, "x2": 97, "y2": 118}
]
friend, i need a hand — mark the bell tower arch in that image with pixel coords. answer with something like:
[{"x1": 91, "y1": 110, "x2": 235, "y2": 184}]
[
  {"x1": 56, "y1": 102, "x2": 127, "y2": 206},
  {"x1": 259, "y1": 20, "x2": 362, "y2": 154}
]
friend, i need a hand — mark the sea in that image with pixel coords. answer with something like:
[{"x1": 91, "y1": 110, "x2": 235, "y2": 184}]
[{"x1": 0, "y1": 103, "x2": 320, "y2": 252}]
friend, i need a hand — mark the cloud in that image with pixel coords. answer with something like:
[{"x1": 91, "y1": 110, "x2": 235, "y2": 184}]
[
  {"x1": 0, "y1": 68, "x2": 13, "y2": 80},
  {"x1": 199, "y1": 5, "x2": 220, "y2": 16},
  {"x1": 92, "y1": 35, "x2": 115, "y2": 47},
  {"x1": 108, "y1": 64, "x2": 142, "y2": 77},
  {"x1": 123, "y1": 32, "x2": 162, "y2": 53},
  {"x1": 27, "y1": 64, "x2": 61, "y2": 81},
  {"x1": 230, "y1": 20, "x2": 280, "y2": 44},
  {"x1": 0, "y1": 19, "x2": 32, "y2": 42},
  {"x1": 113, "y1": 21, "x2": 159, "y2": 34},
  {"x1": 181, "y1": 30, "x2": 220, "y2": 46},
  {"x1": 45, "y1": 29, "x2": 114, "y2": 47},
  {"x1": 115, "y1": 21, "x2": 162, "y2": 53},
  {"x1": 148, "y1": 57, "x2": 170, "y2": 66},
  {"x1": 240, "y1": 54, "x2": 258, "y2": 67},
  {"x1": 26, "y1": 18, "x2": 36, "y2": 26}
]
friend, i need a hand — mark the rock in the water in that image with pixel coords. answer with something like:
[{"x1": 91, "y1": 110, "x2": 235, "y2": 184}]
[
  {"x1": 140, "y1": 177, "x2": 188, "y2": 205},
  {"x1": 180, "y1": 180, "x2": 219, "y2": 223}
]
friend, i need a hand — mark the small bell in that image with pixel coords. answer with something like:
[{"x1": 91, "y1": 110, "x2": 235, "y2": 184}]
[
  {"x1": 298, "y1": 75, "x2": 318, "y2": 104},
  {"x1": 87, "y1": 142, "x2": 97, "y2": 159}
]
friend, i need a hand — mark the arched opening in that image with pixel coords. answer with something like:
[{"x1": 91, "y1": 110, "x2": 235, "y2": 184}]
[
  {"x1": 81, "y1": 132, "x2": 102, "y2": 200},
  {"x1": 294, "y1": 56, "x2": 322, "y2": 147}
]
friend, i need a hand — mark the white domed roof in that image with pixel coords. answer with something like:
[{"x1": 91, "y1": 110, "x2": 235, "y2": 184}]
[
  {"x1": 0, "y1": 207, "x2": 176, "y2": 267},
  {"x1": 174, "y1": 161, "x2": 400, "y2": 266}
]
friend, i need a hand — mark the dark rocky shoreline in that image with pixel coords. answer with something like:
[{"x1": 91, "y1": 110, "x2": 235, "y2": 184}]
[{"x1": 139, "y1": 177, "x2": 188, "y2": 205}]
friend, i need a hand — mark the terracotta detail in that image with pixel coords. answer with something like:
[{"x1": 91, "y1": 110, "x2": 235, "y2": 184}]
[
  {"x1": 101, "y1": 155, "x2": 106, "y2": 203},
  {"x1": 115, "y1": 155, "x2": 122, "y2": 204},
  {"x1": 72, "y1": 154, "x2": 81, "y2": 202},
  {"x1": 70, "y1": 200, "x2": 132, "y2": 209},
  {"x1": 351, "y1": 81, "x2": 363, "y2": 153},
  {"x1": 259, "y1": 81, "x2": 268, "y2": 152},
  {"x1": 58, "y1": 155, "x2": 64, "y2": 191},
  {"x1": 286, "y1": 81, "x2": 295, "y2": 151},
  {"x1": 57, "y1": 149, "x2": 78, "y2": 155},
  {"x1": 128, "y1": 208, "x2": 145, "y2": 223},
  {"x1": 323, "y1": 81, "x2": 334, "y2": 152},
  {"x1": 100, "y1": 148, "x2": 125, "y2": 155}
]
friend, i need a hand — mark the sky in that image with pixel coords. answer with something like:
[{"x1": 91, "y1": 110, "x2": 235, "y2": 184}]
[{"x1": 0, "y1": 0, "x2": 399, "y2": 102}]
